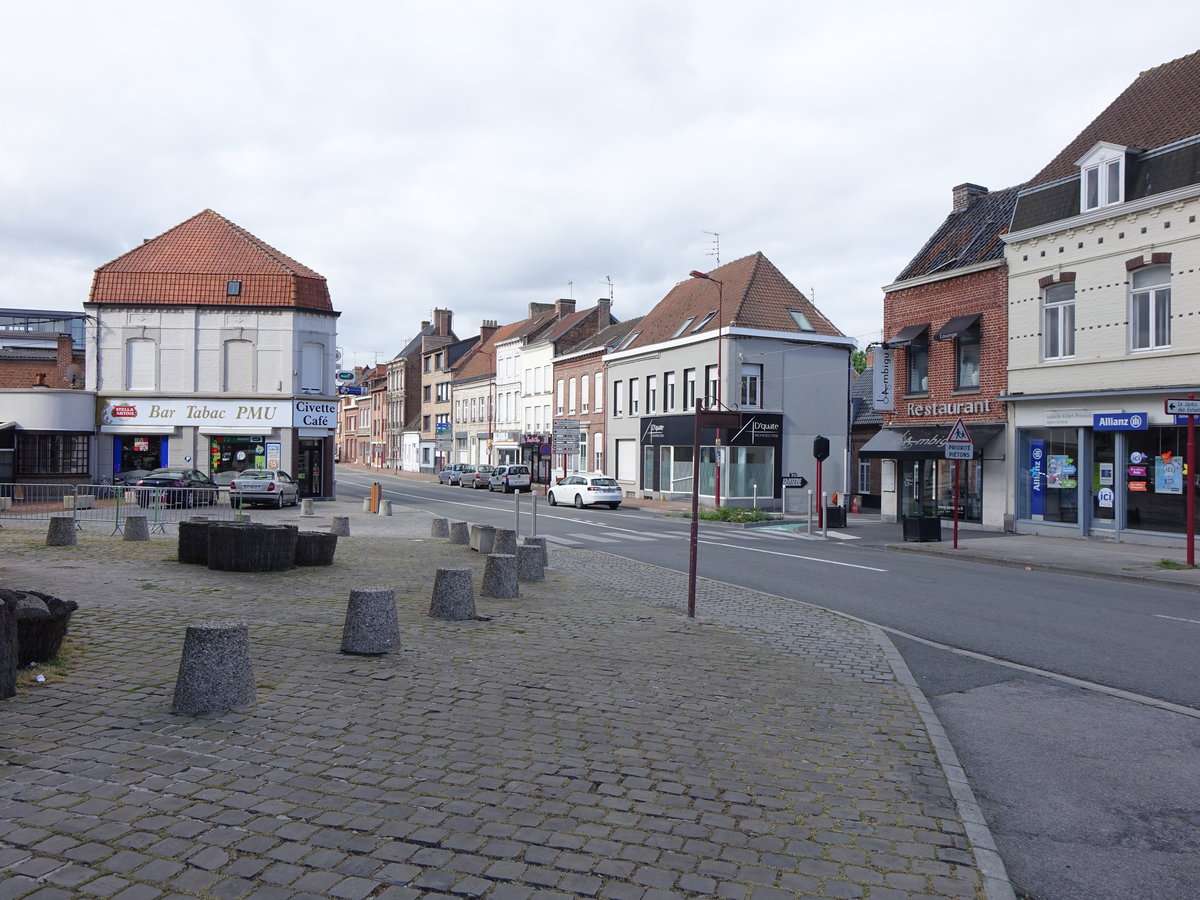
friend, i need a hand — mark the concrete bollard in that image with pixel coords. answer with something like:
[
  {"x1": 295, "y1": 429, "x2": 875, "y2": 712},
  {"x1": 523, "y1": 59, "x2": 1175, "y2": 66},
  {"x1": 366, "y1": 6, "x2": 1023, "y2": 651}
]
[
  {"x1": 362, "y1": 497, "x2": 372, "y2": 513},
  {"x1": 431, "y1": 517, "x2": 449, "y2": 537},
  {"x1": 123, "y1": 515, "x2": 150, "y2": 542},
  {"x1": 516, "y1": 544, "x2": 545, "y2": 582},
  {"x1": 46, "y1": 516, "x2": 76, "y2": 547},
  {"x1": 341, "y1": 587, "x2": 399, "y2": 655},
  {"x1": 300, "y1": 498, "x2": 315, "y2": 517},
  {"x1": 171, "y1": 619, "x2": 255, "y2": 715},
  {"x1": 330, "y1": 516, "x2": 350, "y2": 537},
  {"x1": 429, "y1": 568, "x2": 476, "y2": 620},
  {"x1": 522, "y1": 536, "x2": 548, "y2": 569},
  {"x1": 481, "y1": 554, "x2": 519, "y2": 599},
  {"x1": 448, "y1": 521, "x2": 470, "y2": 544},
  {"x1": 493, "y1": 528, "x2": 517, "y2": 555},
  {"x1": 377, "y1": 499, "x2": 393, "y2": 517},
  {"x1": 470, "y1": 524, "x2": 496, "y2": 553}
]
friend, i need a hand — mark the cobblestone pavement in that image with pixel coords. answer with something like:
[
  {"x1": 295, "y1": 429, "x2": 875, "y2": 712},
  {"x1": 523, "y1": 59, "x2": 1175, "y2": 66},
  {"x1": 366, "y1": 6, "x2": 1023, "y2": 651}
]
[{"x1": 1, "y1": 503, "x2": 1003, "y2": 899}]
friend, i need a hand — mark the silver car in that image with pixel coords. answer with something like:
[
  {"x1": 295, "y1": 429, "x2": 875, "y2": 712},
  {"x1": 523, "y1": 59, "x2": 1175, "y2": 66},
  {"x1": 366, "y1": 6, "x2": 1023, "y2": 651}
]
[
  {"x1": 228, "y1": 469, "x2": 301, "y2": 508},
  {"x1": 438, "y1": 463, "x2": 467, "y2": 485},
  {"x1": 461, "y1": 464, "x2": 495, "y2": 488},
  {"x1": 488, "y1": 464, "x2": 532, "y2": 493}
]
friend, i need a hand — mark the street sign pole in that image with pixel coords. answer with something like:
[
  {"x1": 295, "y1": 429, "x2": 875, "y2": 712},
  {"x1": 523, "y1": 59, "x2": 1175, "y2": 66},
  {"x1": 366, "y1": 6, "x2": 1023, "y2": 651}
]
[
  {"x1": 953, "y1": 459, "x2": 960, "y2": 550},
  {"x1": 1165, "y1": 397, "x2": 1199, "y2": 566}
]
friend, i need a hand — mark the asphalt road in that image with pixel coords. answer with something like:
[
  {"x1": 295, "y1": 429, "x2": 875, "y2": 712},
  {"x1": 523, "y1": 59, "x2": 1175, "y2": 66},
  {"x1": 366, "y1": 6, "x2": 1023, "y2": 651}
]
[{"x1": 335, "y1": 470, "x2": 1200, "y2": 900}]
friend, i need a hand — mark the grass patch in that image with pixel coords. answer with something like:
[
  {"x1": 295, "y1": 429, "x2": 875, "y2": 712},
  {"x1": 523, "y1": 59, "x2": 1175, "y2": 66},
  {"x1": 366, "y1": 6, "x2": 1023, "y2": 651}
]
[
  {"x1": 696, "y1": 506, "x2": 776, "y2": 524},
  {"x1": 16, "y1": 636, "x2": 80, "y2": 691},
  {"x1": 1156, "y1": 558, "x2": 1194, "y2": 570}
]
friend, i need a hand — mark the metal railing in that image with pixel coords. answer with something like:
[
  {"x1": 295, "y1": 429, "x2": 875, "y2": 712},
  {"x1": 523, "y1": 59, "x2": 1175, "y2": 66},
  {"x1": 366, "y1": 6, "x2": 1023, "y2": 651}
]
[{"x1": 0, "y1": 483, "x2": 251, "y2": 532}]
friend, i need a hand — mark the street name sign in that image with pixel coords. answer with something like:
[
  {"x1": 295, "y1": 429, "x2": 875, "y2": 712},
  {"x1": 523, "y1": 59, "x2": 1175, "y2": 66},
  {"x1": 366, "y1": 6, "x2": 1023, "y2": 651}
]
[
  {"x1": 781, "y1": 473, "x2": 808, "y2": 488},
  {"x1": 1165, "y1": 398, "x2": 1200, "y2": 415}
]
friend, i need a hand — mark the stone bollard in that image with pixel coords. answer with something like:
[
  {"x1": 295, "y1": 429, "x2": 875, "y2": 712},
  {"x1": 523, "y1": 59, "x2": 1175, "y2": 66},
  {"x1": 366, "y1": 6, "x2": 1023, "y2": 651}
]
[
  {"x1": 341, "y1": 587, "x2": 399, "y2": 655},
  {"x1": 123, "y1": 515, "x2": 150, "y2": 542},
  {"x1": 362, "y1": 497, "x2": 372, "y2": 513},
  {"x1": 171, "y1": 619, "x2": 255, "y2": 715},
  {"x1": 377, "y1": 499, "x2": 393, "y2": 517},
  {"x1": 448, "y1": 521, "x2": 470, "y2": 544},
  {"x1": 493, "y1": 528, "x2": 517, "y2": 555},
  {"x1": 516, "y1": 544, "x2": 545, "y2": 582},
  {"x1": 429, "y1": 568, "x2": 476, "y2": 620},
  {"x1": 46, "y1": 516, "x2": 76, "y2": 547},
  {"x1": 300, "y1": 498, "x2": 315, "y2": 517},
  {"x1": 522, "y1": 536, "x2": 548, "y2": 569},
  {"x1": 330, "y1": 516, "x2": 350, "y2": 537},
  {"x1": 470, "y1": 524, "x2": 496, "y2": 553},
  {"x1": 431, "y1": 517, "x2": 449, "y2": 537},
  {"x1": 481, "y1": 554, "x2": 519, "y2": 599}
]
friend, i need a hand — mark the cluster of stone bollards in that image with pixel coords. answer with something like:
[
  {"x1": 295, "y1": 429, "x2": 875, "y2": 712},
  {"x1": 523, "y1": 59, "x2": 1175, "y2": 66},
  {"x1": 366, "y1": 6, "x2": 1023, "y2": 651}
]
[{"x1": 432, "y1": 517, "x2": 546, "y2": 592}]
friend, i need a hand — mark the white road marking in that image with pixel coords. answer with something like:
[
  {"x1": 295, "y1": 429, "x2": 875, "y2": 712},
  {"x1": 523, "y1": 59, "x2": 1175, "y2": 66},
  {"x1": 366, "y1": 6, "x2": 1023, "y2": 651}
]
[
  {"x1": 570, "y1": 533, "x2": 619, "y2": 543},
  {"x1": 697, "y1": 538, "x2": 888, "y2": 571},
  {"x1": 1155, "y1": 614, "x2": 1200, "y2": 626}
]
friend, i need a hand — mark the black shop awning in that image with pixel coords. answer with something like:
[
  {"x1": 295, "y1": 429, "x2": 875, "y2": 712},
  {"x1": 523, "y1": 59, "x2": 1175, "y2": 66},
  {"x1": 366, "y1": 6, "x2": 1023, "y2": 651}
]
[
  {"x1": 858, "y1": 424, "x2": 1003, "y2": 459},
  {"x1": 887, "y1": 323, "x2": 929, "y2": 347},
  {"x1": 935, "y1": 313, "x2": 981, "y2": 341}
]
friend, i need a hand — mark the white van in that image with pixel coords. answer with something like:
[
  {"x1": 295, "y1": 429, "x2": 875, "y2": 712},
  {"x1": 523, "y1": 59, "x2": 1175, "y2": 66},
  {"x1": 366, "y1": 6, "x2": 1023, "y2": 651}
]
[{"x1": 488, "y1": 464, "x2": 532, "y2": 493}]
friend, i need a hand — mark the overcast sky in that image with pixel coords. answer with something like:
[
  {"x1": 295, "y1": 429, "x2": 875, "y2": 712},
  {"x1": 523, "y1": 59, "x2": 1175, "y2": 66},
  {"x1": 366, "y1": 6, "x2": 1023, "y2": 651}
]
[{"x1": 3, "y1": 2, "x2": 1199, "y2": 368}]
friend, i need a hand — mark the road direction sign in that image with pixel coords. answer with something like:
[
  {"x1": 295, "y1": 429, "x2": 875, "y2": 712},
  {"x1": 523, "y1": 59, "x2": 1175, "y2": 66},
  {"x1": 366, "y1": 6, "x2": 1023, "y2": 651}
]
[
  {"x1": 337, "y1": 385, "x2": 364, "y2": 396},
  {"x1": 781, "y1": 473, "x2": 808, "y2": 488},
  {"x1": 1165, "y1": 398, "x2": 1200, "y2": 415}
]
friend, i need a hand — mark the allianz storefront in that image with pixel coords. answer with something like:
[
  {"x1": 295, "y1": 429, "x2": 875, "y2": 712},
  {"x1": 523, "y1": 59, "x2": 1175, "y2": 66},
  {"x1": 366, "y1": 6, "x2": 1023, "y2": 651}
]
[
  {"x1": 97, "y1": 397, "x2": 337, "y2": 498},
  {"x1": 1010, "y1": 391, "x2": 1199, "y2": 544}
]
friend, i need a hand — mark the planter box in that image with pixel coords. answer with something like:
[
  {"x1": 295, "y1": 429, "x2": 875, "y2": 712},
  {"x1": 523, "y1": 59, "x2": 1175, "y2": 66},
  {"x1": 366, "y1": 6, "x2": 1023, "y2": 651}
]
[
  {"x1": 63, "y1": 495, "x2": 95, "y2": 510},
  {"x1": 902, "y1": 515, "x2": 942, "y2": 542},
  {"x1": 825, "y1": 506, "x2": 847, "y2": 528}
]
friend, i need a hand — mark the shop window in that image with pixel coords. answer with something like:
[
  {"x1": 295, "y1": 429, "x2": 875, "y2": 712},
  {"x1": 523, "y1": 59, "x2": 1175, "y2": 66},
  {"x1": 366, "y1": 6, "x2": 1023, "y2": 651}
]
[
  {"x1": 1130, "y1": 265, "x2": 1171, "y2": 350},
  {"x1": 1125, "y1": 427, "x2": 1199, "y2": 534},
  {"x1": 1021, "y1": 428, "x2": 1080, "y2": 524},
  {"x1": 1043, "y1": 283, "x2": 1076, "y2": 359},
  {"x1": 16, "y1": 433, "x2": 89, "y2": 476}
]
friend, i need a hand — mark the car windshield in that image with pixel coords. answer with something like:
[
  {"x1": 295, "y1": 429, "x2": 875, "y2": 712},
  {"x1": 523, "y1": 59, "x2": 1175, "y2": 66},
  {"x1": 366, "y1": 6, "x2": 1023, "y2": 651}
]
[
  {"x1": 148, "y1": 470, "x2": 189, "y2": 478},
  {"x1": 591, "y1": 478, "x2": 618, "y2": 486},
  {"x1": 237, "y1": 471, "x2": 273, "y2": 480},
  {"x1": 509, "y1": 467, "x2": 529, "y2": 474},
  {"x1": 477, "y1": 466, "x2": 494, "y2": 473}
]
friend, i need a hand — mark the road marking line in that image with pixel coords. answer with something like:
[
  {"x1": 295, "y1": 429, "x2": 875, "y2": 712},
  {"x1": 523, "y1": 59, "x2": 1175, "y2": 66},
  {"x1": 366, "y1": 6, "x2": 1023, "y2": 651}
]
[
  {"x1": 569, "y1": 533, "x2": 619, "y2": 543},
  {"x1": 697, "y1": 539, "x2": 888, "y2": 571},
  {"x1": 543, "y1": 535, "x2": 582, "y2": 546},
  {"x1": 1155, "y1": 614, "x2": 1200, "y2": 626}
]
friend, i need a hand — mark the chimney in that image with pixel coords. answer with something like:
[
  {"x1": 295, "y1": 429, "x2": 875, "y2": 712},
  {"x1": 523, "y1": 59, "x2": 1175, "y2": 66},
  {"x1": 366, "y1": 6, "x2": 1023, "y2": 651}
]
[
  {"x1": 952, "y1": 183, "x2": 988, "y2": 213},
  {"x1": 420, "y1": 320, "x2": 430, "y2": 330},
  {"x1": 55, "y1": 333, "x2": 74, "y2": 370},
  {"x1": 528, "y1": 301, "x2": 554, "y2": 318},
  {"x1": 33, "y1": 373, "x2": 48, "y2": 388},
  {"x1": 554, "y1": 298, "x2": 576, "y2": 320},
  {"x1": 478, "y1": 319, "x2": 499, "y2": 345},
  {"x1": 432, "y1": 308, "x2": 453, "y2": 335},
  {"x1": 596, "y1": 298, "x2": 612, "y2": 329}
]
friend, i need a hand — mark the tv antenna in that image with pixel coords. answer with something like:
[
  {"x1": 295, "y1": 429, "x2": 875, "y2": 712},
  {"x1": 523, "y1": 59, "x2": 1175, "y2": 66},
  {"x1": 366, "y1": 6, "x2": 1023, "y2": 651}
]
[
  {"x1": 600, "y1": 276, "x2": 613, "y2": 300},
  {"x1": 567, "y1": 281, "x2": 573, "y2": 299},
  {"x1": 703, "y1": 231, "x2": 720, "y2": 267}
]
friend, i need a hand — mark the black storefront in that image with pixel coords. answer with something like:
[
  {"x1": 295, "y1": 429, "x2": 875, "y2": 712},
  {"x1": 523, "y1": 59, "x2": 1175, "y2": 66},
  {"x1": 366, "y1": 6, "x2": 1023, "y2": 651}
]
[{"x1": 636, "y1": 412, "x2": 784, "y2": 502}]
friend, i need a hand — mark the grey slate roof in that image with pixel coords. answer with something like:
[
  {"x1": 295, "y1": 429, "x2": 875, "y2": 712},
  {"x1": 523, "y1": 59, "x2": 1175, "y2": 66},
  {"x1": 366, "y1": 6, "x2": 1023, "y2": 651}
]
[
  {"x1": 850, "y1": 365, "x2": 882, "y2": 426},
  {"x1": 894, "y1": 186, "x2": 1021, "y2": 282}
]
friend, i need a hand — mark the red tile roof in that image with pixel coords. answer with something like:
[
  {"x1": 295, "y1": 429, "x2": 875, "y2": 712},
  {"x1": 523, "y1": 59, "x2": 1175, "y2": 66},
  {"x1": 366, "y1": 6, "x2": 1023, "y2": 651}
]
[
  {"x1": 1027, "y1": 50, "x2": 1200, "y2": 188},
  {"x1": 625, "y1": 252, "x2": 841, "y2": 351},
  {"x1": 89, "y1": 209, "x2": 334, "y2": 312},
  {"x1": 453, "y1": 311, "x2": 557, "y2": 383}
]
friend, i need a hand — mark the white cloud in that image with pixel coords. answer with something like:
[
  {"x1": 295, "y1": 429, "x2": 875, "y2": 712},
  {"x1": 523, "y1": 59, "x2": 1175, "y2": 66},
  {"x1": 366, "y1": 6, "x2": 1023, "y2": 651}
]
[{"x1": 2, "y1": 1, "x2": 1199, "y2": 365}]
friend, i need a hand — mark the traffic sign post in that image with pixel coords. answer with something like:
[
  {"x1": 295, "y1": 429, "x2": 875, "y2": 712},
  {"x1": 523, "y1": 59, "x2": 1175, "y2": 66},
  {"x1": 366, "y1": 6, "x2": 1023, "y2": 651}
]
[
  {"x1": 1166, "y1": 397, "x2": 1198, "y2": 566},
  {"x1": 945, "y1": 418, "x2": 974, "y2": 550}
]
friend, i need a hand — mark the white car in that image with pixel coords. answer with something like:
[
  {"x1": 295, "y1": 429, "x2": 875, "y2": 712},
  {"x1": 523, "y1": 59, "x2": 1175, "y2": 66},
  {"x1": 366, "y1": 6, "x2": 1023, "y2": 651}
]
[
  {"x1": 548, "y1": 474, "x2": 622, "y2": 509},
  {"x1": 228, "y1": 469, "x2": 301, "y2": 508}
]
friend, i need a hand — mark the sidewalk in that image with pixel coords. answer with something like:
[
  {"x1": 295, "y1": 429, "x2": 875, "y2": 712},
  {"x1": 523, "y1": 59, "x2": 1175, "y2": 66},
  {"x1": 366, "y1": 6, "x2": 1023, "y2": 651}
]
[{"x1": 0, "y1": 499, "x2": 1011, "y2": 900}]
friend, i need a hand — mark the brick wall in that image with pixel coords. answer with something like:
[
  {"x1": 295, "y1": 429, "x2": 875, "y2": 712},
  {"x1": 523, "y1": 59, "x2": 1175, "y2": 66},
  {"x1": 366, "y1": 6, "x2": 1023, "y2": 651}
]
[{"x1": 0, "y1": 335, "x2": 84, "y2": 390}]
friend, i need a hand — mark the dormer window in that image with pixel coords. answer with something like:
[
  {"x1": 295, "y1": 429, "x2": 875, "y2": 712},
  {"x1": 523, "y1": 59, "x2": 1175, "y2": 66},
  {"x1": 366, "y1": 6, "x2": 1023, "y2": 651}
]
[{"x1": 1077, "y1": 142, "x2": 1127, "y2": 211}]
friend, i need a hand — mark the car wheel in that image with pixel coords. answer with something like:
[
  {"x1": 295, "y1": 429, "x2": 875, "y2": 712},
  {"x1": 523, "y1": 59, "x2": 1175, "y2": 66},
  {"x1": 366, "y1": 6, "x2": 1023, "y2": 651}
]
[
  {"x1": 574, "y1": 494, "x2": 584, "y2": 509},
  {"x1": 608, "y1": 503, "x2": 621, "y2": 509},
  {"x1": 548, "y1": 491, "x2": 558, "y2": 506},
  {"x1": 276, "y1": 492, "x2": 284, "y2": 509}
]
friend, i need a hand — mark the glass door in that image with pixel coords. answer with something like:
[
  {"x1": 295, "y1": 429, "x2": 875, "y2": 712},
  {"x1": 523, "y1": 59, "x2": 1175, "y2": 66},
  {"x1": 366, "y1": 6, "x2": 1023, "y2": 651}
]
[{"x1": 1090, "y1": 431, "x2": 1116, "y2": 532}]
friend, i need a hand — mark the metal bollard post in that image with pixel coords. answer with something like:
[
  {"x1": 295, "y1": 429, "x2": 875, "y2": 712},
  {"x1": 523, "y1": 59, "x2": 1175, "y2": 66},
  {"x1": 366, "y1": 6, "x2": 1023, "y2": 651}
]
[
  {"x1": 514, "y1": 489, "x2": 521, "y2": 538},
  {"x1": 531, "y1": 488, "x2": 538, "y2": 536},
  {"x1": 752, "y1": 483, "x2": 757, "y2": 510},
  {"x1": 807, "y1": 490, "x2": 813, "y2": 535},
  {"x1": 822, "y1": 491, "x2": 828, "y2": 537}
]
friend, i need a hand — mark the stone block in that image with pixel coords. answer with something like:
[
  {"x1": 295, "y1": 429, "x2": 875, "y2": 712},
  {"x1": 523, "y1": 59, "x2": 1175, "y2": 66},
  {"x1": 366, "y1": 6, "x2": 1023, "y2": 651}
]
[
  {"x1": 522, "y1": 536, "x2": 548, "y2": 568},
  {"x1": 481, "y1": 554, "x2": 519, "y2": 599},
  {"x1": 123, "y1": 515, "x2": 150, "y2": 542},
  {"x1": 493, "y1": 528, "x2": 517, "y2": 555},
  {"x1": 470, "y1": 524, "x2": 496, "y2": 553},
  {"x1": 448, "y1": 521, "x2": 470, "y2": 544},
  {"x1": 330, "y1": 516, "x2": 351, "y2": 537},
  {"x1": 341, "y1": 587, "x2": 399, "y2": 655},
  {"x1": 46, "y1": 516, "x2": 76, "y2": 546},
  {"x1": 429, "y1": 568, "x2": 476, "y2": 620},
  {"x1": 171, "y1": 620, "x2": 255, "y2": 715},
  {"x1": 430, "y1": 517, "x2": 449, "y2": 537},
  {"x1": 516, "y1": 544, "x2": 545, "y2": 582}
]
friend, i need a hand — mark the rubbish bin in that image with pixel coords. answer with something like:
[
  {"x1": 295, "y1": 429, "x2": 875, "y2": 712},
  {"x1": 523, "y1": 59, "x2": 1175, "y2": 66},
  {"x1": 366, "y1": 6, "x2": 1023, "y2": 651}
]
[
  {"x1": 825, "y1": 506, "x2": 847, "y2": 528},
  {"x1": 902, "y1": 515, "x2": 942, "y2": 542}
]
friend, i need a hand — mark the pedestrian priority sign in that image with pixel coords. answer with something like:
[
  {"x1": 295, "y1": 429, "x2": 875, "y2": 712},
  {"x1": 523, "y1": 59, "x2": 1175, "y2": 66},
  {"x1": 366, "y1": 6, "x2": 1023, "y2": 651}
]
[{"x1": 947, "y1": 418, "x2": 972, "y2": 444}]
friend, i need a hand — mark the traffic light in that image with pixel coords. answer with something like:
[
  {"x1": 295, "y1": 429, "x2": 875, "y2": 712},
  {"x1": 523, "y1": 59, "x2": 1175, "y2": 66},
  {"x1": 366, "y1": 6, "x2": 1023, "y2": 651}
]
[{"x1": 813, "y1": 435, "x2": 830, "y2": 461}]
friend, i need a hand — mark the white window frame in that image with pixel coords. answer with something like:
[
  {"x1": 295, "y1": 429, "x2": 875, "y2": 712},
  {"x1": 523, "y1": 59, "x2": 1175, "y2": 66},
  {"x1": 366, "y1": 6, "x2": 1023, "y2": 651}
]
[
  {"x1": 581, "y1": 374, "x2": 590, "y2": 413},
  {"x1": 740, "y1": 363, "x2": 762, "y2": 409},
  {"x1": 556, "y1": 379, "x2": 565, "y2": 415},
  {"x1": 1077, "y1": 142, "x2": 1126, "y2": 212},
  {"x1": 664, "y1": 372, "x2": 676, "y2": 411},
  {"x1": 629, "y1": 378, "x2": 640, "y2": 415},
  {"x1": 1130, "y1": 265, "x2": 1171, "y2": 351},
  {"x1": 613, "y1": 379, "x2": 624, "y2": 416},
  {"x1": 1043, "y1": 282, "x2": 1076, "y2": 360},
  {"x1": 568, "y1": 377, "x2": 576, "y2": 414},
  {"x1": 594, "y1": 371, "x2": 604, "y2": 413},
  {"x1": 646, "y1": 375, "x2": 657, "y2": 413}
]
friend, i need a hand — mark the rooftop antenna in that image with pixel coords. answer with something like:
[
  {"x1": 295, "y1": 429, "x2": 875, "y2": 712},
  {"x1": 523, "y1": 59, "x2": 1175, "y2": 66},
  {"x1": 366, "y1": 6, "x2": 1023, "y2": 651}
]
[
  {"x1": 568, "y1": 281, "x2": 573, "y2": 299},
  {"x1": 600, "y1": 276, "x2": 613, "y2": 301},
  {"x1": 703, "y1": 231, "x2": 720, "y2": 267}
]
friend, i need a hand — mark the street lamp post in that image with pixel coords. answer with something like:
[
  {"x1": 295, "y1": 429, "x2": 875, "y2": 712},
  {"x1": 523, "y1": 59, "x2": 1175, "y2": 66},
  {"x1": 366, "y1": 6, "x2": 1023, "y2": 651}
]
[{"x1": 689, "y1": 270, "x2": 725, "y2": 507}]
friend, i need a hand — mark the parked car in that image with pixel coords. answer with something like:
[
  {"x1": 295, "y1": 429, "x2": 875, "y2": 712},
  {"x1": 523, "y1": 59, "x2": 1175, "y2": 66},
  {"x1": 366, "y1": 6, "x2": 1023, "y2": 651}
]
[
  {"x1": 548, "y1": 474, "x2": 623, "y2": 509},
  {"x1": 135, "y1": 468, "x2": 220, "y2": 508},
  {"x1": 461, "y1": 464, "x2": 495, "y2": 489},
  {"x1": 488, "y1": 464, "x2": 532, "y2": 493},
  {"x1": 438, "y1": 463, "x2": 468, "y2": 485},
  {"x1": 228, "y1": 469, "x2": 301, "y2": 508}
]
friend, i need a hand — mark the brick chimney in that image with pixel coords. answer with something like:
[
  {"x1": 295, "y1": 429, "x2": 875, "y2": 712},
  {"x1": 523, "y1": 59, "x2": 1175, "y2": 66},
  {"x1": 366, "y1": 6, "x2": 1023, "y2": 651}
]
[
  {"x1": 478, "y1": 319, "x2": 499, "y2": 344},
  {"x1": 432, "y1": 308, "x2": 453, "y2": 335},
  {"x1": 596, "y1": 298, "x2": 612, "y2": 329},
  {"x1": 554, "y1": 299, "x2": 576, "y2": 320},
  {"x1": 952, "y1": 183, "x2": 988, "y2": 213}
]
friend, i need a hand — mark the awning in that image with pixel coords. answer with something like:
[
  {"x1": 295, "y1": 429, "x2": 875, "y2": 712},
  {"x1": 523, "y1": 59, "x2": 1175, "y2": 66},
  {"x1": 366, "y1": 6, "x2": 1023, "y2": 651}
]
[
  {"x1": 887, "y1": 323, "x2": 929, "y2": 347},
  {"x1": 100, "y1": 425, "x2": 176, "y2": 435},
  {"x1": 935, "y1": 313, "x2": 981, "y2": 341},
  {"x1": 858, "y1": 424, "x2": 1004, "y2": 459},
  {"x1": 197, "y1": 426, "x2": 274, "y2": 436}
]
